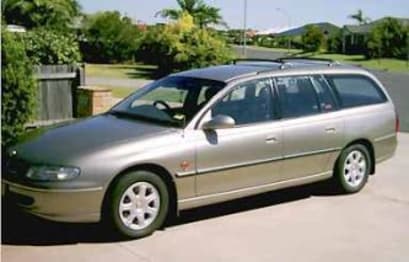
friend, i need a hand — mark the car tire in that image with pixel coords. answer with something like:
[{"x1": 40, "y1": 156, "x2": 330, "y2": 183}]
[
  {"x1": 105, "y1": 170, "x2": 169, "y2": 239},
  {"x1": 334, "y1": 144, "x2": 371, "y2": 193}
]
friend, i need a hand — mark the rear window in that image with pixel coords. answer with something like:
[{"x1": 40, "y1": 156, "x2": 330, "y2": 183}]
[{"x1": 326, "y1": 75, "x2": 387, "y2": 108}]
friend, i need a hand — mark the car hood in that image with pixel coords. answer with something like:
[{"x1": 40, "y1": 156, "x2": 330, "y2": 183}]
[{"x1": 11, "y1": 114, "x2": 178, "y2": 164}]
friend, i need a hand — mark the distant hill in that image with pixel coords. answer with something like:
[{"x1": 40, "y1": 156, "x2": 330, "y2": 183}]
[{"x1": 277, "y1": 22, "x2": 340, "y2": 37}]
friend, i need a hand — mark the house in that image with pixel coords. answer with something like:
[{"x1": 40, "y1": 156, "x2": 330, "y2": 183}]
[{"x1": 342, "y1": 17, "x2": 409, "y2": 54}]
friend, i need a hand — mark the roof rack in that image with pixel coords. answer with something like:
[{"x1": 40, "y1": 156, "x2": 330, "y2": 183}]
[
  {"x1": 277, "y1": 56, "x2": 340, "y2": 66},
  {"x1": 231, "y1": 57, "x2": 340, "y2": 73},
  {"x1": 232, "y1": 58, "x2": 292, "y2": 70},
  {"x1": 232, "y1": 58, "x2": 282, "y2": 65}
]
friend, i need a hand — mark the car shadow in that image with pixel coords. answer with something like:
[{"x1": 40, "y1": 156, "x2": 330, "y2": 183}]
[{"x1": 2, "y1": 180, "x2": 341, "y2": 246}]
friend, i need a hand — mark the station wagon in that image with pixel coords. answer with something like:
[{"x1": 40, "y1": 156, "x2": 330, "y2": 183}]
[{"x1": 2, "y1": 58, "x2": 398, "y2": 238}]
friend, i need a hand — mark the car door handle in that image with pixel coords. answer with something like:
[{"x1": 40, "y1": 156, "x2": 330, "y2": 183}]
[
  {"x1": 265, "y1": 136, "x2": 278, "y2": 144},
  {"x1": 325, "y1": 127, "x2": 337, "y2": 133}
]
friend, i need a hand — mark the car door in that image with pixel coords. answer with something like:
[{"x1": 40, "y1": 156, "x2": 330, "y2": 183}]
[
  {"x1": 275, "y1": 75, "x2": 344, "y2": 181},
  {"x1": 192, "y1": 78, "x2": 283, "y2": 196}
]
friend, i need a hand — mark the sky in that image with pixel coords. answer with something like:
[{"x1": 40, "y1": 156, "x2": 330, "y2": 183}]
[{"x1": 79, "y1": 0, "x2": 409, "y2": 30}]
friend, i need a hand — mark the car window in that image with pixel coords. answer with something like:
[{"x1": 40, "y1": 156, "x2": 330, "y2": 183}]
[
  {"x1": 311, "y1": 76, "x2": 337, "y2": 112},
  {"x1": 325, "y1": 75, "x2": 387, "y2": 108},
  {"x1": 276, "y1": 76, "x2": 320, "y2": 118},
  {"x1": 112, "y1": 76, "x2": 225, "y2": 127},
  {"x1": 211, "y1": 79, "x2": 275, "y2": 125},
  {"x1": 131, "y1": 86, "x2": 188, "y2": 109}
]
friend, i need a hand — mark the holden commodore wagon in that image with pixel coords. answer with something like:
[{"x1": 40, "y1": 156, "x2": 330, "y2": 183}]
[{"x1": 2, "y1": 58, "x2": 398, "y2": 238}]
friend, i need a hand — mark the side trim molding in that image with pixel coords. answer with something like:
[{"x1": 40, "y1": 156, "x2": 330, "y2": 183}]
[
  {"x1": 178, "y1": 171, "x2": 332, "y2": 210},
  {"x1": 175, "y1": 147, "x2": 341, "y2": 177},
  {"x1": 374, "y1": 133, "x2": 396, "y2": 142}
]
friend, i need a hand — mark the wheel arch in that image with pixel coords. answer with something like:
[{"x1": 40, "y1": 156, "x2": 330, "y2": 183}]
[{"x1": 102, "y1": 163, "x2": 179, "y2": 222}]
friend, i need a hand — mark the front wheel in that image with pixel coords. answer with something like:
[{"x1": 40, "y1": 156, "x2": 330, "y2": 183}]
[
  {"x1": 105, "y1": 171, "x2": 169, "y2": 239},
  {"x1": 334, "y1": 144, "x2": 371, "y2": 193}
]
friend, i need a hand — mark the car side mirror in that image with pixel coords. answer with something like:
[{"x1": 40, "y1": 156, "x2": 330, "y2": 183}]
[{"x1": 202, "y1": 115, "x2": 235, "y2": 130}]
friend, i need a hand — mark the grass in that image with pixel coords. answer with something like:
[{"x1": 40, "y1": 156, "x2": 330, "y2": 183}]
[
  {"x1": 245, "y1": 45, "x2": 409, "y2": 73},
  {"x1": 85, "y1": 63, "x2": 158, "y2": 79},
  {"x1": 110, "y1": 86, "x2": 138, "y2": 98},
  {"x1": 104, "y1": 86, "x2": 186, "y2": 101},
  {"x1": 93, "y1": 86, "x2": 137, "y2": 98},
  {"x1": 303, "y1": 53, "x2": 409, "y2": 73},
  {"x1": 246, "y1": 45, "x2": 302, "y2": 54}
]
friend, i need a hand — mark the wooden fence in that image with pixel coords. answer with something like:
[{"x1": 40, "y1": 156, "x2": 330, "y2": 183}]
[{"x1": 27, "y1": 64, "x2": 85, "y2": 127}]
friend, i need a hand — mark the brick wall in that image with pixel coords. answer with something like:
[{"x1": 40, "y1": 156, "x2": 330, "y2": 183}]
[{"x1": 77, "y1": 86, "x2": 112, "y2": 117}]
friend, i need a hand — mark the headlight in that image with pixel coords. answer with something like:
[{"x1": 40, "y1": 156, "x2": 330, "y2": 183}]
[{"x1": 26, "y1": 166, "x2": 80, "y2": 181}]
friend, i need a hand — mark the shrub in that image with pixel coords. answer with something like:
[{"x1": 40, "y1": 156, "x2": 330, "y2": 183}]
[
  {"x1": 302, "y1": 25, "x2": 325, "y2": 52},
  {"x1": 138, "y1": 12, "x2": 234, "y2": 75},
  {"x1": 366, "y1": 18, "x2": 408, "y2": 59},
  {"x1": 81, "y1": 11, "x2": 143, "y2": 63},
  {"x1": 23, "y1": 29, "x2": 82, "y2": 65},
  {"x1": 1, "y1": 30, "x2": 37, "y2": 148}
]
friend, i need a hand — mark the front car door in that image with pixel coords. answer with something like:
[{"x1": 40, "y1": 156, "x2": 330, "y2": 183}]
[
  {"x1": 275, "y1": 75, "x2": 344, "y2": 181},
  {"x1": 192, "y1": 78, "x2": 283, "y2": 196}
]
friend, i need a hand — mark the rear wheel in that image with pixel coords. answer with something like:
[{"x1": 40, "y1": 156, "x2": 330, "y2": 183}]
[
  {"x1": 334, "y1": 144, "x2": 371, "y2": 193},
  {"x1": 105, "y1": 171, "x2": 169, "y2": 239}
]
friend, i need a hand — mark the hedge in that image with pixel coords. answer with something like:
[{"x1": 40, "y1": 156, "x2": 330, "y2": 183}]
[{"x1": 2, "y1": 30, "x2": 37, "y2": 148}]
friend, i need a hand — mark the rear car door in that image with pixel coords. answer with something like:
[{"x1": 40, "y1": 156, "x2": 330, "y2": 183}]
[
  {"x1": 275, "y1": 75, "x2": 344, "y2": 180},
  {"x1": 193, "y1": 78, "x2": 283, "y2": 196}
]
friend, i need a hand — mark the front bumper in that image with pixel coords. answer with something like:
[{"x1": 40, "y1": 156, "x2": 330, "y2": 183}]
[{"x1": 2, "y1": 179, "x2": 104, "y2": 223}]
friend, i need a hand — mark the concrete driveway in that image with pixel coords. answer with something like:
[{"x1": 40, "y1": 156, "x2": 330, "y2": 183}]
[{"x1": 2, "y1": 133, "x2": 408, "y2": 262}]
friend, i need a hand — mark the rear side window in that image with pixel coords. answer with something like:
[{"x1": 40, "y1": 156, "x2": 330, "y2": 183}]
[
  {"x1": 311, "y1": 76, "x2": 337, "y2": 112},
  {"x1": 275, "y1": 76, "x2": 320, "y2": 118},
  {"x1": 326, "y1": 75, "x2": 387, "y2": 108}
]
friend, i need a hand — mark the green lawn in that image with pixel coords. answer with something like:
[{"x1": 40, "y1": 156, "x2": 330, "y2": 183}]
[
  {"x1": 85, "y1": 63, "x2": 158, "y2": 79},
  {"x1": 110, "y1": 87, "x2": 137, "y2": 98},
  {"x1": 302, "y1": 53, "x2": 409, "y2": 73},
  {"x1": 110, "y1": 87, "x2": 187, "y2": 103},
  {"x1": 246, "y1": 45, "x2": 302, "y2": 54},
  {"x1": 245, "y1": 45, "x2": 409, "y2": 73}
]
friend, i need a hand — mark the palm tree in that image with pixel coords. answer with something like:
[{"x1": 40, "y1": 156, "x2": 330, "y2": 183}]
[
  {"x1": 3, "y1": 0, "x2": 81, "y2": 29},
  {"x1": 156, "y1": 0, "x2": 226, "y2": 28},
  {"x1": 348, "y1": 9, "x2": 371, "y2": 25}
]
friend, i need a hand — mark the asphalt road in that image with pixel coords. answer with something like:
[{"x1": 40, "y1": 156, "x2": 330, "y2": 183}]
[
  {"x1": 2, "y1": 133, "x2": 408, "y2": 262},
  {"x1": 234, "y1": 46, "x2": 409, "y2": 132}
]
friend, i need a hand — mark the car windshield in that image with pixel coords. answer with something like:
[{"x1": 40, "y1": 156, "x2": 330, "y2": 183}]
[{"x1": 110, "y1": 76, "x2": 225, "y2": 127}]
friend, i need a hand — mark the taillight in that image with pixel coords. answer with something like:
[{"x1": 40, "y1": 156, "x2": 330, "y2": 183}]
[{"x1": 395, "y1": 110, "x2": 400, "y2": 133}]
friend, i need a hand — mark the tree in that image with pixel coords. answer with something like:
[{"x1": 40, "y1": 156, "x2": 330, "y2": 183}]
[
  {"x1": 138, "y1": 12, "x2": 234, "y2": 75},
  {"x1": 302, "y1": 25, "x2": 325, "y2": 52},
  {"x1": 81, "y1": 11, "x2": 143, "y2": 63},
  {"x1": 2, "y1": 0, "x2": 81, "y2": 30},
  {"x1": 366, "y1": 18, "x2": 408, "y2": 59},
  {"x1": 157, "y1": 0, "x2": 226, "y2": 28},
  {"x1": 2, "y1": 30, "x2": 37, "y2": 147},
  {"x1": 348, "y1": 9, "x2": 371, "y2": 25}
]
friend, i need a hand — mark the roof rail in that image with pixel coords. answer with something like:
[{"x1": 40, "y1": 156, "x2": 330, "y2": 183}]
[
  {"x1": 232, "y1": 58, "x2": 282, "y2": 65},
  {"x1": 277, "y1": 56, "x2": 340, "y2": 66}
]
